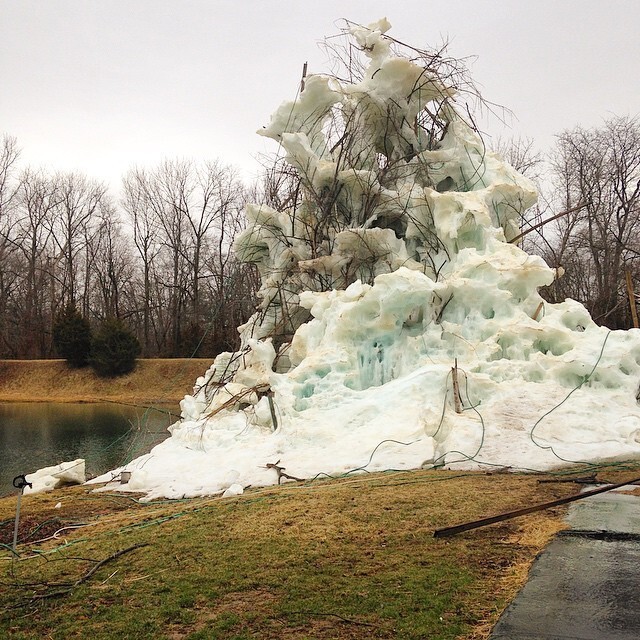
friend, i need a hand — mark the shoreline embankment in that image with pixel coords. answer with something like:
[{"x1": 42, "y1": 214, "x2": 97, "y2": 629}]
[{"x1": 0, "y1": 358, "x2": 212, "y2": 404}]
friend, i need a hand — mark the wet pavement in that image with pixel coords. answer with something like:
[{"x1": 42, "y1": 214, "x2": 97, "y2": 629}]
[{"x1": 489, "y1": 486, "x2": 640, "y2": 640}]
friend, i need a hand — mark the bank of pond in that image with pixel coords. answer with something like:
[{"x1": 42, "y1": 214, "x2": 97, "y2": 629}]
[{"x1": 0, "y1": 402, "x2": 176, "y2": 496}]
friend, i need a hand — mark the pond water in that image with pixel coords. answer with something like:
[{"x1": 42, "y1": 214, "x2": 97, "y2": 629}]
[{"x1": 0, "y1": 402, "x2": 178, "y2": 497}]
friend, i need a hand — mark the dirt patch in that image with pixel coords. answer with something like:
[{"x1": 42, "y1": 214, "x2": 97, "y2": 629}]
[
  {"x1": 213, "y1": 589, "x2": 279, "y2": 615},
  {"x1": 0, "y1": 515, "x2": 64, "y2": 546}
]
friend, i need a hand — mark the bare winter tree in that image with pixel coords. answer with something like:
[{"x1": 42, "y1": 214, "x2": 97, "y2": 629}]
[
  {"x1": 0, "y1": 134, "x2": 20, "y2": 221},
  {"x1": 49, "y1": 172, "x2": 108, "y2": 308},
  {"x1": 203, "y1": 182, "x2": 257, "y2": 353},
  {"x1": 183, "y1": 161, "x2": 245, "y2": 334},
  {"x1": 122, "y1": 169, "x2": 162, "y2": 355},
  {"x1": 0, "y1": 135, "x2": 22, "y2": 355},
  {"x1": 0, "y1": 133, "x2": 257, "y2": 359},
  {"x1": 87, "y1": 198, "x2": 136, "y2": 321},
  {"x1": 123, "y1": 159, "x2": 253, "y2": 356},
  {"x1": 13, "y1": 168, "x2": 59, "y2": 355},
  {"x1": 543, "y1": 116, "x2": 640, "y2": 328}
]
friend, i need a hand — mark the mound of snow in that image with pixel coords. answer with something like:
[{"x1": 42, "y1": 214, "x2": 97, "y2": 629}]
[
  {"x1": 93, "y1": 20, "x2": 640, "y2": 500},
  {"x1": 93, "y1": 264, "x2": 640, "y2": 501}
]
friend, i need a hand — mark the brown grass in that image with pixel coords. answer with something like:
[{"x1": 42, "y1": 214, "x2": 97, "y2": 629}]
[
  {"x1": 4, "y1": 463, "x2": 639, "y2": 638},
  {"x1": 0, "y1": 470, "x2": 578, "y2": 639},
  {"x1": 0, "y1": 358, "x2": 212, "y2": 404}
]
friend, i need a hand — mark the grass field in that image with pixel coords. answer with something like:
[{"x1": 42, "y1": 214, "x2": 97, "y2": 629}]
[{"x1": 0, "y1": 467, "x2": 600, "y2": 640}]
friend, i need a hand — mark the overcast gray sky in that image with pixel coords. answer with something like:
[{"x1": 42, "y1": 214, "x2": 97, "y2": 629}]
[{"x1": 1, "y1": 0, "x2": 639, "y2": 189}]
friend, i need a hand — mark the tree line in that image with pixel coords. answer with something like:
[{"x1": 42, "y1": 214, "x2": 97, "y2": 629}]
[
  {"x1": 511, "y1": 115, "x2": 640, "y2": 329},
  {"x1": 0, "y1": 135, "x2": 259, "y2": 359},
  {"x1": 0, "y1": 113, "x2": 638, "y2": 360}
]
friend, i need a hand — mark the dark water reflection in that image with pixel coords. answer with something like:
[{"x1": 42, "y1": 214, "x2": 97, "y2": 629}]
[{"x1": 0, "y1": 402, "x2": 177, "y2": 496}]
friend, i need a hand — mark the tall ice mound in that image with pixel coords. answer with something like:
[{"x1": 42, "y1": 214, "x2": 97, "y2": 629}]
[{"x1": 101, "y1": 20, "x2": 640, "y2": 499}]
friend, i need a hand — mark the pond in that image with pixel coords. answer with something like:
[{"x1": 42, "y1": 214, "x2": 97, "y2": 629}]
[{"x1": 0, "y1": 402, "x2": 178, "y2": 497}]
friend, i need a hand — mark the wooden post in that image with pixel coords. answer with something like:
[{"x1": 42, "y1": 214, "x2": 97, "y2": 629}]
[
  {"x1": 625, "y1": 268, "x2": 639, "y2": 329},
  {"x1": 451, "y1": 359, "x2": 462, "y2": 414},
  {"x1": 267, "y1": 391, "x2": 278, "y2": 431},
  {"x1": 434, "y1": 474, "x2": 640, "y2": 538},
  {"x1": 532, "y1": 301, "x2": 544, "y2": 321}
]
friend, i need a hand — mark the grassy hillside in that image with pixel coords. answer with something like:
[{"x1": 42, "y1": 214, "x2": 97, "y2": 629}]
[
  {"x1": 0, "y1": 468, "x2": 585, "y2": 640},
  {"x1": 0, "y1": 358, "x2": 213, "y2": 404}
]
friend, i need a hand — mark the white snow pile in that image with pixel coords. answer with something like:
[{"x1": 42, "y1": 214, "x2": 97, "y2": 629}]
[
  {"x1": 25, "y1": 459, "x2": 86, "y2": 494},
  {"x1": 95, "y1": 19, "x2": 640, "y2": 500}
]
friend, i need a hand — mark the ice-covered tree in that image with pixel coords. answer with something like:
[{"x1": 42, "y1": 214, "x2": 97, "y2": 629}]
[
  {"x1": 234, "y1": 18, "x2": 536, "y2": 360},
  {"x1": 103, "y1": 20, "x2": 640, "y2": 500}
]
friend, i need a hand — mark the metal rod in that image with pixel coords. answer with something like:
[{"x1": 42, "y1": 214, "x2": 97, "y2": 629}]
[
  {"x1": 12, "y1": 490, "x2": 23, "y2": 552},
  {"x1": 433, "y1": 474, "x2": 640, "y2": 538}
]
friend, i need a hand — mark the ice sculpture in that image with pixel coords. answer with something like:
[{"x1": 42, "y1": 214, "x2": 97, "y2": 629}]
[{"x1": 96, "y1": 20, "x2": 640, "y2": 499}]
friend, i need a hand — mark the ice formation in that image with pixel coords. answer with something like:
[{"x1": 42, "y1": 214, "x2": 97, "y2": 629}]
[
  {"x1": 26, "y1": 459, "x2": 86, "y2": 494},
  {"x1": 94, "y1": 19, "x2": 640, "y2": 500}
]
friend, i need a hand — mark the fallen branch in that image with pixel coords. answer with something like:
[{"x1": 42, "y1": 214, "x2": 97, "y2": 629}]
[
  {"x1": 433, "y1": 474, "x2": 640, "y2": 538},
  {"x1": 78, "y1": 543, "x2": 148, "y2": 586},
  {"x1": 20, "y1": 543, "x2": 149, "y2": 604},
  {"x1": 265, "y1": 460, "x2": 303, "y2": 484},
  {"x1": 537, "y1": 474, "x2": 597, "y2": 485},
  {"x1": 282, "y1": 610, "x2": 379, "y2": 628},
  {"x1": 509, "y1": 202, "x2": 590, "y2": 245}
]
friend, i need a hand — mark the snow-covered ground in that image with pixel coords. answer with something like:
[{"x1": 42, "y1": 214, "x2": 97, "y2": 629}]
[{"x1": 92, "y1": 19, "x2": 640, "y2": 500}]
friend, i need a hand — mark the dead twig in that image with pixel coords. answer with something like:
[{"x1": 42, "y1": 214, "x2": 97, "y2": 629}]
[
  {"x1": 531, "y1": 301, "x2": 544, "y2": 321},
  {"x1": 282, "y1": 610, "x2": 380, "y2": 628},
  {"x1": 264, "y1": 460, "x2": 303, "y2": 484},
  {"x1": 626, "y1": 268, "x2": 639, "y2": 329},
  {"x1": 14, "y1": 543, "x2": 149, "y2": 606}
]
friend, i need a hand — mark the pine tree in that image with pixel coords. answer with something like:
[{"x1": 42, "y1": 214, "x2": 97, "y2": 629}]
[
  {"x1": 52, "y1": 305, "x2": 92, "y2": 367},
  {"x1": 90, "y1": 319, "x2": 141, "y2": 377}
]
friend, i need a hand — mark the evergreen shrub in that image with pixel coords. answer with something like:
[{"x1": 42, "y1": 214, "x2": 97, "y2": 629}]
[
  {"x1": 90, "y1": 319, "x2": 141, "y2": 377},
  {"x1": 52, "y1": 305, "x2": 92, "y2": 367}
]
